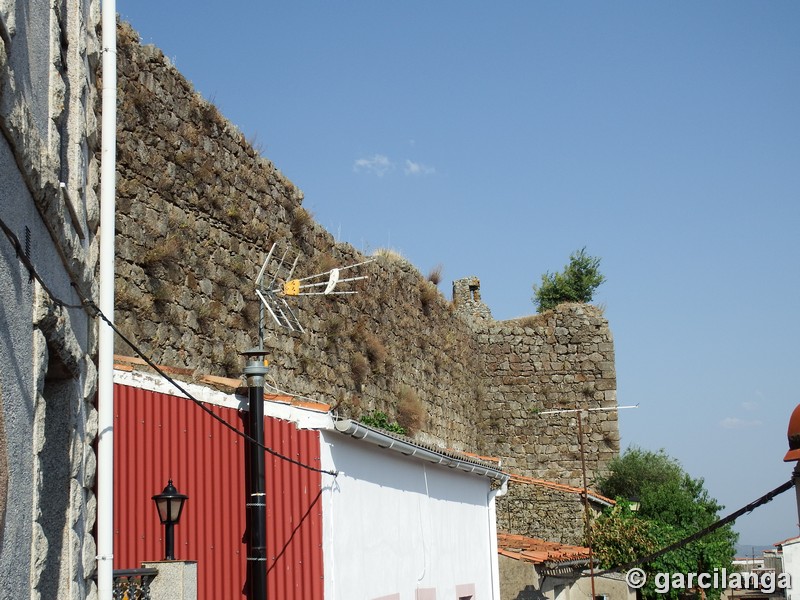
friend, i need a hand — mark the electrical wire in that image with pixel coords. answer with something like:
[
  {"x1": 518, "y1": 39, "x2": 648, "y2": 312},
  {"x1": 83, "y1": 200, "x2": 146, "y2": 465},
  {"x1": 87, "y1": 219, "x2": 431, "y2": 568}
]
[
  {"x1": 92, "y1": 305, "x2": 338, "y2": 477},
  {"x1": 0, "y1": 215, "x2": 337, "y2": 477},
  {"x1": 264, "y1": 378, "x2": 325, "y2": 405},
  {"x1": 595, "y1": 478, "x2": 794, "y2": 576},
  {"x1": 0, "y1": 217, "x2": 84, "y2": 309}
]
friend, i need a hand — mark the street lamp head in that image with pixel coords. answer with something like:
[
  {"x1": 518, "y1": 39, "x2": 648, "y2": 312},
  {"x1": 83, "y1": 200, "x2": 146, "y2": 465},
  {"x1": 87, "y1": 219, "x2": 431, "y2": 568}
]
[
  {"x1": 784, "y1": 404, "x2": 800, "y2": 463},
  {"x1": 152, "y1": 479, "x2": 188, "y2": 525},
  {"x1": 241, "y1": 347, "x2": 268, "y2": 379},
  {"x1": 241, "y1": 347, "x2": 267, "y2": 361}
]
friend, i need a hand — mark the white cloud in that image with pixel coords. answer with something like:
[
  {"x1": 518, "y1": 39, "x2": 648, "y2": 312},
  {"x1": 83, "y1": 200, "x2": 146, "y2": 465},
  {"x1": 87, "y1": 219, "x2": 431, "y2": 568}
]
[
  {"x1": 720, "y1": 417, "x2": 763, "y2": 430},
  {"x1": 741, "y1": 400, "x2": 760, "y2": 412},
  {"x1": 352, "y1": 155, "x2": 435, "y2": 177},
  {"x1": 404, "y1": 159, "x2": 435, "y2": 176},
  {"x1": 353, "y1": 154, "x2": 394, "y2": 177}
]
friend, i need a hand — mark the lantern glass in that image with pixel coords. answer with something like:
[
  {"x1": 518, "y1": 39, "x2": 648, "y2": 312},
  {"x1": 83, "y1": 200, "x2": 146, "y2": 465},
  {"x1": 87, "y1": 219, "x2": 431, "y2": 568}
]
[{"x1": 152, "y1": 480, "x2": 187, "y2": 525}]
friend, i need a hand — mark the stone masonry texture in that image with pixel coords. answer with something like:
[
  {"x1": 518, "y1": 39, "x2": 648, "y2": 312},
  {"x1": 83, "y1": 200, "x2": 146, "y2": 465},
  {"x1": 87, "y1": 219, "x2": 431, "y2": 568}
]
[
  {"x1": 110, "y1": 22, "x2": 619, "y2": 501},
  {"x1": 0, "y1": 0, "x2": 100, "y2": 597}
]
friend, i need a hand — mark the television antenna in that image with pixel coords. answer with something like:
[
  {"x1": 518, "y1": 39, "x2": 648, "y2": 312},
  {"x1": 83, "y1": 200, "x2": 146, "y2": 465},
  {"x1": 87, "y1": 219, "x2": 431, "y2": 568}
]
[
  {"x1": 253, "y1": 242, "x2": 373, "y2": 344},
  {"x1": 243, "y1": 241, "x2": 372, "y2": 600},
  {"x1": 538, "y1": 402, "x2": 638, "y2": 600}
]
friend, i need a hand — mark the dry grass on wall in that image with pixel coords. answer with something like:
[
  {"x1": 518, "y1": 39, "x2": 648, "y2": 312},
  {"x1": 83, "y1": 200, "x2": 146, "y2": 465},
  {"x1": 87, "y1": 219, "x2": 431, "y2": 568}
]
[
  {"x1": 396, "y1": 385, "x2": 426, "y2": 436},
  {"x1": 109, "y1": 22, "x2": 617, "y2": 465},
  {"x1": 427, "y1": 264, "x2": 443, "y2": 285}
]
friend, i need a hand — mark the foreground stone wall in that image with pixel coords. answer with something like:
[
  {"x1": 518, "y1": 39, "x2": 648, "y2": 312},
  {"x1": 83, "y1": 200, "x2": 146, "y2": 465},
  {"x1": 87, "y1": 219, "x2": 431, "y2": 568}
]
[
  {"x1": 0, "y1": 0, "x2": 100, "y2": 598},
  {"x1": 111, "y1": 23, "x2": 617, "y2": 484}
]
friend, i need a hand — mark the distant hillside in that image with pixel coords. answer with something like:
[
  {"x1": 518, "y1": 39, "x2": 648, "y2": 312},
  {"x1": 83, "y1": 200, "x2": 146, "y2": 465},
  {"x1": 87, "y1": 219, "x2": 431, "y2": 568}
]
[{"x1": 735, "y1": 544, "x2": 774, "y2": 558}]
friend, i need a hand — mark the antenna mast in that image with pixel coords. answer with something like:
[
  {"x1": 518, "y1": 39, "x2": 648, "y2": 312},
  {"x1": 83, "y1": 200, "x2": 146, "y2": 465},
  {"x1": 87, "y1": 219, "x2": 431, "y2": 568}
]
[{"x1": 244, "y1": 242, "x2": 371, "y2": 600}]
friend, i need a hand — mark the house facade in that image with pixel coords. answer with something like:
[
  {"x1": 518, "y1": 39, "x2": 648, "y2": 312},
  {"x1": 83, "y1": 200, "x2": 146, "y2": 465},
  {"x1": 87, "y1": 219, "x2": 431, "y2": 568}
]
[
  {"x1": 782, "y1": 537, "x2": 800, "y2": 600},
  {"x1": 0, "y1": 0, "x2": 100, "y2": 597},
  {"x1": 323, "y1": 420, "x2": 507, "y2": 599},
  {"x1": 113, "y1": 360, "x2": 508, "y2": 600}
]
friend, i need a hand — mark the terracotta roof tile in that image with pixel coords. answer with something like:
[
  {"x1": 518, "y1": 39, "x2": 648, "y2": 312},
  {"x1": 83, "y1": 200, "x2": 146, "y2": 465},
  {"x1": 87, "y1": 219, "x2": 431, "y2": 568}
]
[
  {"x1": 113, "y1": 355, "x2": 330, "y2": 412},
  {"x1": 509, "y1": 473, "x2": 615, "y2": 506},
  {"x1": 774, "y1": 535, "x2": 800, "y2": 547},
  {"x1": 497, "y1": 532, "x2": 591, "y2": 565}
]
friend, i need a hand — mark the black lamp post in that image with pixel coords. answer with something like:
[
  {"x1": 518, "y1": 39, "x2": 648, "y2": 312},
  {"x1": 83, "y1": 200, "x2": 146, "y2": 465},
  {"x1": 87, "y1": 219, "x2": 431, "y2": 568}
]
[
  {"x1": 152, "y1": 479, "x2": 188, "y2": 560},
  {"x1": 242, "y1": 348, "x2": 268, "y2": 600}
]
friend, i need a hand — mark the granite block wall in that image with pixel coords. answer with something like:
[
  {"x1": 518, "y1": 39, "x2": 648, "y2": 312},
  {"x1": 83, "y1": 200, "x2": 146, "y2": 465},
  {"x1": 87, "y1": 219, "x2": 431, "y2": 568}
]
[{"x1": 110, "y1": 22, "x2": 618, "y2": 489}]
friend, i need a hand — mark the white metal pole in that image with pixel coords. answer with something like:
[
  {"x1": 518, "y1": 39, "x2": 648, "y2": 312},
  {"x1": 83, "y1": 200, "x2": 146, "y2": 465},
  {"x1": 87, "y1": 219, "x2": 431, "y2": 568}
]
[{"x1": 97, "y1": 0, "x2": 117, "y2": 596}]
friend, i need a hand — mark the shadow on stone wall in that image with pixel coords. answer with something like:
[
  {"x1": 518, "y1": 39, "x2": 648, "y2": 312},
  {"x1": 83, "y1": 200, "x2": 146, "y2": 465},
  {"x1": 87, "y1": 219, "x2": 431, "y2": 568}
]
[
  {"x1": 36, "y1": 376, "x2": 75, "y2": 597},
  {"x1": 513, "y1": 588, "x2": 547, "y2": 600},
  {"x1": 0, "y1": 379, "x2": 6, "y2": 550}
]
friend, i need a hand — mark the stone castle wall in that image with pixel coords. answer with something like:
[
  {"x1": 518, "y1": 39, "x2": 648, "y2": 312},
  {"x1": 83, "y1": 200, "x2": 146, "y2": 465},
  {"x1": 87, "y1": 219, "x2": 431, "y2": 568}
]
[
  {"x1": 111, "y1": 22, "x2": 619, "y2": 487},
  {"x1": 113, "y1": 23, "x2": 484, "y2": 451},
  {"x1": 496, "y1": 482, "x2": 587, "y2": 546},
  {"x1": 478, "y1": 305, "x2": 618, "y2": 484}
]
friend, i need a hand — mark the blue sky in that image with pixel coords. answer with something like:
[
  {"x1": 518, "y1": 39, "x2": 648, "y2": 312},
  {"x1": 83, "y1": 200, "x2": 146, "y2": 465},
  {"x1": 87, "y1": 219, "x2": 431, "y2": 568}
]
[{"x1": 120, "y1": 2, "x2": 800, "y2": 547}]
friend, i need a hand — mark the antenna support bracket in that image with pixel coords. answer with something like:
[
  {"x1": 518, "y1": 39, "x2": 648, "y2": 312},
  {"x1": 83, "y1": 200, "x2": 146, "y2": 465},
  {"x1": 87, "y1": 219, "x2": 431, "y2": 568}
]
[{"x1": 283, "y1": 280, "x2": 301, "y2": 296}]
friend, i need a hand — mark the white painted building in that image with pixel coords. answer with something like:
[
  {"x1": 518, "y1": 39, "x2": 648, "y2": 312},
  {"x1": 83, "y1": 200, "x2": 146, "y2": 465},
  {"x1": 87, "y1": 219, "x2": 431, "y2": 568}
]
[
  {"x1": 113, "y1": 363, "x2": 510, "y2": 600},
  {"x1": 322, "y1": 420, "x2": 508, "y2": 600},
  {"x1": 779, "y1": 537, "x2": 800, "y2": 600}
]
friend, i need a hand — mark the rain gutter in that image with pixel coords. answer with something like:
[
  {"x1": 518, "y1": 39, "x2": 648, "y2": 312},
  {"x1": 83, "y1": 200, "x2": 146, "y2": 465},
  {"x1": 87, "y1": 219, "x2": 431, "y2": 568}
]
[{"x1": 333, "y1": 419, "x2": 509, "y2": 483}]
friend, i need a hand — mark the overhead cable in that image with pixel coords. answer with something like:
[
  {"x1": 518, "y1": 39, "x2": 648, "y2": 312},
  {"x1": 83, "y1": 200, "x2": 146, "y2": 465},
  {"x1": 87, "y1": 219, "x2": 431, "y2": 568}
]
[
  {"x1": 0, "y1": 215, "x2": 337, "y2": 477},
  {"x1": 596, "y1": 478, "x2": 794, "y2": 576},
  {"x1": 0, "y1": 217, "x2": 84, "y2": 309}
]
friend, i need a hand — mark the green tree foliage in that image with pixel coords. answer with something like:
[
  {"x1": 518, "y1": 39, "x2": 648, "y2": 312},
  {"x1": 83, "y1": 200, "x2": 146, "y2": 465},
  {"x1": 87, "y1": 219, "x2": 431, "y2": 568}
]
[
  {"x1": 532, "y1": 247, "x2": 605, "y2": 312},
  {"x1": 592, "y1": 502, "x2": 659, "y2": 568},
  {"x1": 594, "y1": 448, "x2": 738, "y2": 600}
]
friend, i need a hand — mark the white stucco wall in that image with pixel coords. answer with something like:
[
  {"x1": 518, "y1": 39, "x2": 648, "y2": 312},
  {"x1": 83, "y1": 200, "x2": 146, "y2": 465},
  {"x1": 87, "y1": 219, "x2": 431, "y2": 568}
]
[
  {"x1": 320, "y1": 431, "x2": 498, "y2": 600},
  {"x1": 782, "y1": 539, "x2": 800, "y2": 600}
]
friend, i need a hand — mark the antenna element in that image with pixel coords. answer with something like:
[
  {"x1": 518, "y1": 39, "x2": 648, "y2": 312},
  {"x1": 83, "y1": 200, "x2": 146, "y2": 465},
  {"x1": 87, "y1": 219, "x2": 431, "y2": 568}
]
[{"x1": 254, "y1": 242, "x2": 372, "y2": 343}]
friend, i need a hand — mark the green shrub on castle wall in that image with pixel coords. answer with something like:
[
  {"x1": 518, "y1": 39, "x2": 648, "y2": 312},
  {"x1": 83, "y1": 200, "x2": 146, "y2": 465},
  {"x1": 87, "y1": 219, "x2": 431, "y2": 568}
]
[{"x1": 533, "y1": 247, "x2": 605, "y2": 312}]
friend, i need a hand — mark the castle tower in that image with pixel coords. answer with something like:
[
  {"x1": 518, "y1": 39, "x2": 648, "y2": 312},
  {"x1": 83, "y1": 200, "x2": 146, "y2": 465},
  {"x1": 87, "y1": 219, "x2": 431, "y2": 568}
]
[{"x1": 452, "y1": 276, "x2": 493, "y2": 321}]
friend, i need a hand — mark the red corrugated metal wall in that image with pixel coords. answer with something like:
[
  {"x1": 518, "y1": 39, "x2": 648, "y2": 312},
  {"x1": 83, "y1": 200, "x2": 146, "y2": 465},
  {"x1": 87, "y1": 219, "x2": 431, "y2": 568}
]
[{"x1": 114, "y1": 383, "x2": 323, "y2": 599}]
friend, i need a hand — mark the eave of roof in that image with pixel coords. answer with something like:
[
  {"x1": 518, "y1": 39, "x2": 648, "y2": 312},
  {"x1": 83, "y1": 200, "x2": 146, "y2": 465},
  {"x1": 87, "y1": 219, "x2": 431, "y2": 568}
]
[
  {"x1": 509, "y1": 473, "x2": 615, "y2": 506},
  {"x1": 112, "y1": 355, "x2": 332, "y2": 429},
  {"x1": 333, "y1": 419, "x2": 509, "y2": 483},
  {"x1": 114, "y1": 354, "x2": 244, "y2": 390},
  {"x1": 114, "y1": 356, "x2": 507, "y2": 477},
  {"x1": 774, "y1": 535, "x2": 800, "y2": 547}
]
